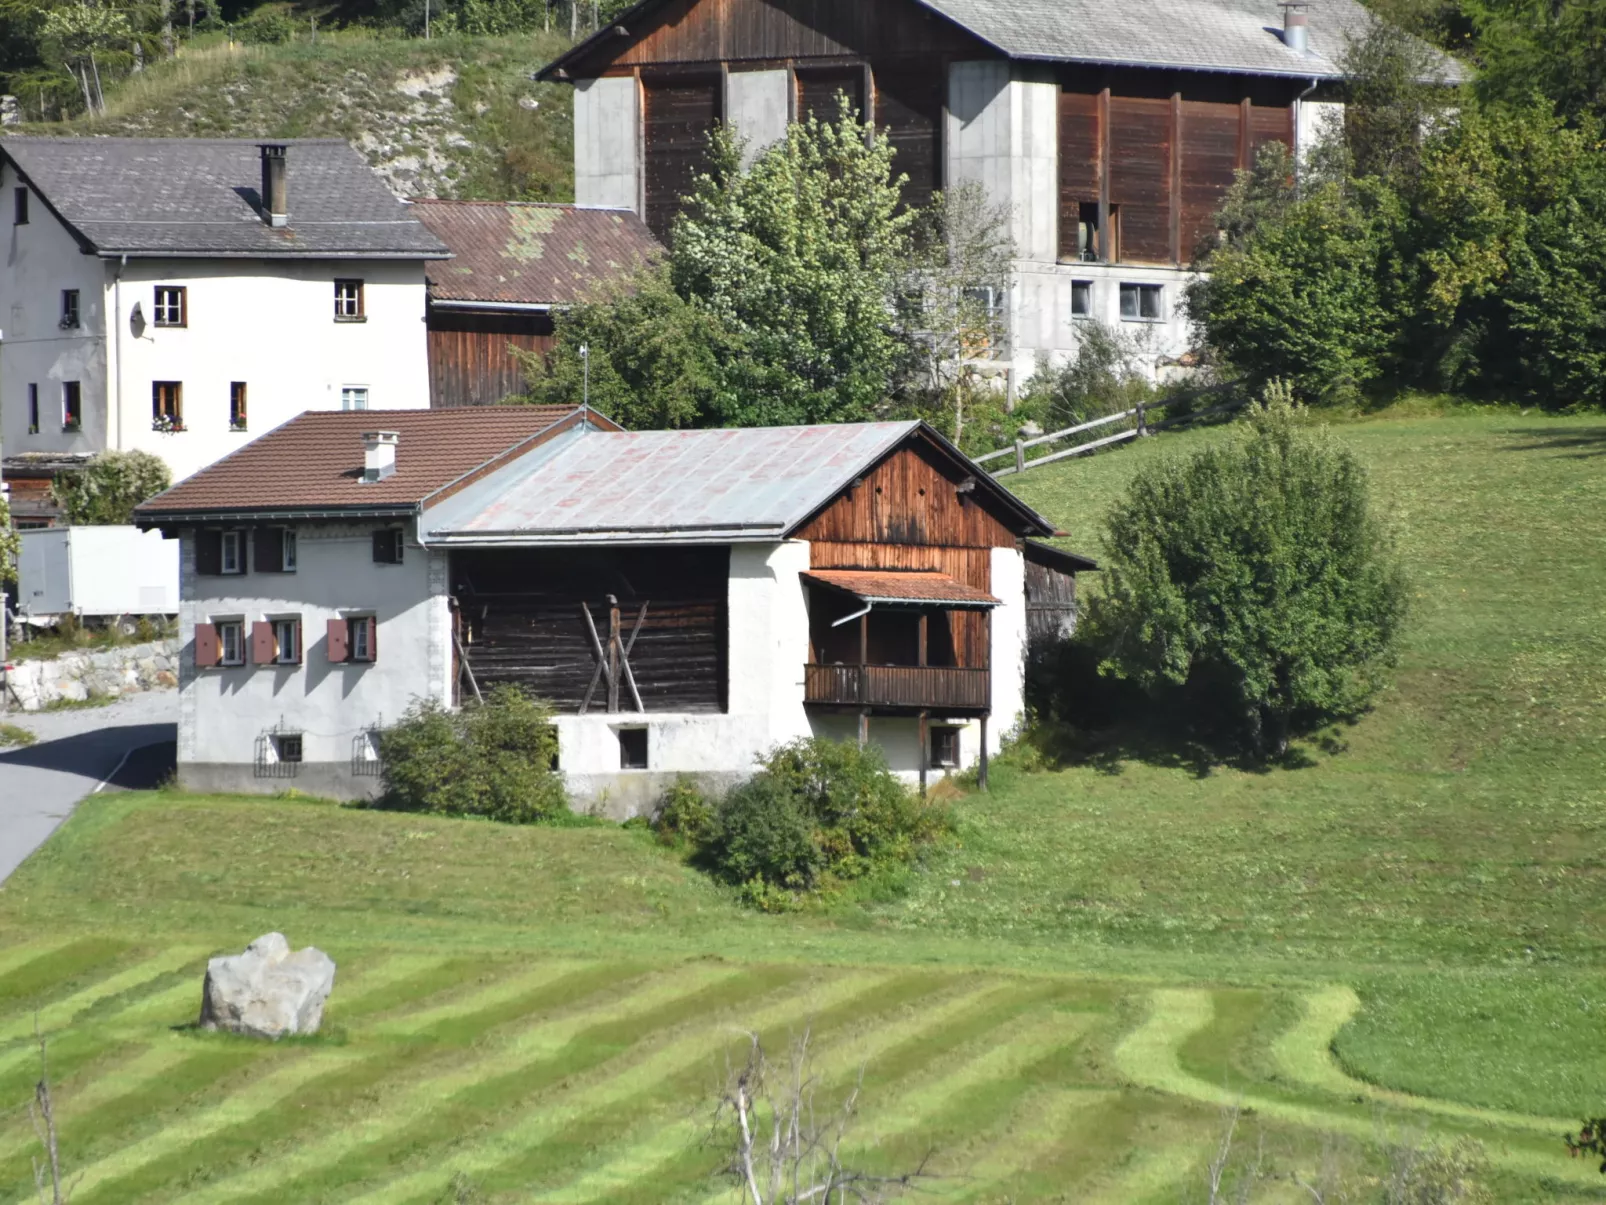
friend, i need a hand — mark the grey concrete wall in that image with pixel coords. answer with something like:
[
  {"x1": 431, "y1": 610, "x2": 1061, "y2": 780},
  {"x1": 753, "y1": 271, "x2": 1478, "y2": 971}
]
[
  {"x1": 181, "y1": 762, "x2": 383, "y2": 802},
  {"x1": 727, "y1": 69, "x2": 790, "y2": 168},
  {"x1": 946, "y1": 64, "x2": 1058, "y2": 265},
  {"x1": 574, "y1": 76, "x2": 641, "y2": 213}
]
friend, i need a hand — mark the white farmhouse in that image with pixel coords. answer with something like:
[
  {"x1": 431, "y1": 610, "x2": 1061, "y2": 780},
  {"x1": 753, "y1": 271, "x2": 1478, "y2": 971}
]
[
  {"x1": 0, "y1": 137, "x2": 448, "y2": 490},
  {"x1": 134, "y1": 407, "x2": 1092, "y2": 813}
]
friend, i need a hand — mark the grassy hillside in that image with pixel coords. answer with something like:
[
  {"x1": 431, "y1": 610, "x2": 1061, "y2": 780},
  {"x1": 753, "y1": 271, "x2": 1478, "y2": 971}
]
[
  {"x1": 21, "y1": 29, "x2": 576, "y2": 201},
  {"x1": 1, "y1": 409, "x2": 1604, "y2": 1202}
]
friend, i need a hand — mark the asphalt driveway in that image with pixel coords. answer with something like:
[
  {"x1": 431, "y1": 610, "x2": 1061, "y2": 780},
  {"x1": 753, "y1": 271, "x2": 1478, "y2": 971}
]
[{"x1": 0, "y1": 689, "x2": 176, "y2": 883}]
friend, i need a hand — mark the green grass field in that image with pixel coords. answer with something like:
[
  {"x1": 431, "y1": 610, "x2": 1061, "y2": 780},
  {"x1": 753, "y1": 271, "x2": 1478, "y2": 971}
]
[{"x1": 1, "y1": 408, "x2": 1603, "y2": 1202}]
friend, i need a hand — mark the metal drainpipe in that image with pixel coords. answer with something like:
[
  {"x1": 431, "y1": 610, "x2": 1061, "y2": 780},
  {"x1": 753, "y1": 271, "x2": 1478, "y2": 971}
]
[
  {"x1": 1294, "y1": 77, "x2": 1320, "y2": 192},
  {"x1": 113, "y1": 254, "x2": 126, "y2": 449}
]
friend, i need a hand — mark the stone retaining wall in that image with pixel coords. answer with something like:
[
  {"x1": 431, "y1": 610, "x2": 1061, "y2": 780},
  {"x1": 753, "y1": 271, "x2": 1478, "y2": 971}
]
[{"x1": 3, "y1": 638, "x2": 180, "y2": 711}]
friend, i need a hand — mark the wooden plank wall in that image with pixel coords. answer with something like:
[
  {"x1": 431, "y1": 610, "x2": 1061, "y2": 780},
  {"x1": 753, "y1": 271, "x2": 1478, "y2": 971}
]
[
  {"x1": 796, "y1": 443, "x2": 1020, "y2": 672},
  {"x1": 453, "y1": 547, "x2": 729, "y2": 713},
  {"x1": 874, "y1": 67, "x2": 943, "y2": 211},
  {"x1": 427, "y1": 313, "x2": 553, "y2": 409},
  {"x1": 1060, "y1": 73, "x2": 1299, "y2": 266},
  {"x1": 643, "y1": 75, "x2": 723, "y2": 242}
]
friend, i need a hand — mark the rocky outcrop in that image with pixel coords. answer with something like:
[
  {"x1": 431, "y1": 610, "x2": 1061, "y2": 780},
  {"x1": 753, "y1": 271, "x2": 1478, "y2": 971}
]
[
  {"x1": 3, "y1": 638, "x2": 179, "y2": 711},
  {"x1": 198, "y1": 933, "x2": 337, "y2": 1040}
]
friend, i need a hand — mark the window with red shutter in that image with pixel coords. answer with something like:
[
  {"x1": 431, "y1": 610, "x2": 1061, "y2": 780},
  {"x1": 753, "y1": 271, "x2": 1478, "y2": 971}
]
[
  {"x1": 327, "y1": 618, "x2": 349, "y2": 663},
  {"x1": 250, "y1": 621, "x2": 276, "y2": 665},
  {"x1": 194, "y1": 623, "x2": 220, "y2": 668}
]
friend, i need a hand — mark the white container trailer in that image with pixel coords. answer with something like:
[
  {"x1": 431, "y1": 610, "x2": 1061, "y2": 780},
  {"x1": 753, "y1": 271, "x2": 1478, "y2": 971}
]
[{"x1": 18, "y1": 526, "x2": 179, "y2": 619}]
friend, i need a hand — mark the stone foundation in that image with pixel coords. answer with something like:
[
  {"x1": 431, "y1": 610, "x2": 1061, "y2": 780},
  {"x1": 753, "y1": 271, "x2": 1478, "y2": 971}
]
[{"x1": 3, "y1": 638, "x2": 180, "y2": 711}]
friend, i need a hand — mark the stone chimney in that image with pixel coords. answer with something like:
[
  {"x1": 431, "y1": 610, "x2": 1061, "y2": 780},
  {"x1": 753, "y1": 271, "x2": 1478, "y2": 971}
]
[
  {"x1": 361, "y1": 431, "x2": 399, "y2": 483},
  {"x1": 259, "y1": 143, "x2": 289, "y2": 228},
  {"x1": 1281, "y1": 1, "x2": 1310, "y2": 53}
]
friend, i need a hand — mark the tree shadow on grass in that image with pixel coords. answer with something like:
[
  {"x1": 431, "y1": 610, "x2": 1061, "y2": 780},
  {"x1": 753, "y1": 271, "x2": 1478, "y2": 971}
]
[{"x1": 1497, "y1": 426, "x2": 1606, "y2": 458}]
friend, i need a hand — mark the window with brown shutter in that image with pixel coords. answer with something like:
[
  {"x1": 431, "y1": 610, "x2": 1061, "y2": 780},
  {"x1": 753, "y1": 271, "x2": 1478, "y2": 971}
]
[
  {"x1": 250, "y1": 621, "x2": 276, "y2": 665},
  {"x1": 327, "y1": 618, "x2": 349, "y2": 663},
  {"x1": 196, "y1": 530, "x2": 223, "y2": 576},
  {"x1": 195, "y1": 623, "x2": 220, "y2": 668},
  {"x1": 254, "y1": 528, "x2": 295, "y2": 573}
]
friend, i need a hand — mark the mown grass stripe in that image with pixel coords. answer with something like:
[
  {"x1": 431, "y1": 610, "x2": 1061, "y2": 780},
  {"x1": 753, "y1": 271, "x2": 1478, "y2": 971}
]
[
  {"x1": 942, "y1": 1087, "x2": 1121, "y2": 1204},
  {"x1": 87, "y1": 960, "x2": 656, "y2": 1205},
  {"x1": 0, "y1": 947, "x2": 208, "y2": 1042},
  {"x1": 0, "y1": 1042, "x2": 194, "y2": 1162},
  {"x1": 513, "y1": 976, "x2": 1008, "y2": 1201},
  {"x1": 0, "y1": 937, "x2": 130, "y2": 1012},
  {"x1": 1112, "y1": 988, "x2": 1601, "y2": 1187},
  {"x1": 166, "y1": 962, "x2": 762, "y2": 1205},
  {"x1": 554, "y1": 979, "x2": 1044, "y2": 1205},
  {"x1": 0, "y1": 940, "x2": 83, "y2": 983},
  {"x1": 1270, "y1": 986, "x2": 1572, "y2": 1134},
  {"x1": 29, "y1": 1050, "x2": 364, "y2": 1205},
  {"x1": 350, "y1": 969, "x2": 896, "y2": 1205}
]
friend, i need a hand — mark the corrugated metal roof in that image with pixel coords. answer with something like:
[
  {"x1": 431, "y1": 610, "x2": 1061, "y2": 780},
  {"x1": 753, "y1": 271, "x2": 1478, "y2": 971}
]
[
  {"x1": 539, "y1": 0, "x2": 1466, "y2": 84},
  {"x1": 412, "y1": 200, "x2": 661, "y2": 306},
  {"x1": 423, "y1": 423, "x2": 922, "y2": 544},
  {"x1": 1, "y1": 138, "x2": 450, "y2": 258},
  {"x1": 803, "y1": 569, "x2": 1001, "y2": 607}
]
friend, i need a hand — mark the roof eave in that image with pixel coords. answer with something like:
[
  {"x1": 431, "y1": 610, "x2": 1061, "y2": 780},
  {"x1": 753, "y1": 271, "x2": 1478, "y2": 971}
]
[
  {"x1": 94, "y1": 248, "x2": 451, "y2": 260},
  {"x1": 134, "y1": 502, "x2": 422, "y2": 528}
]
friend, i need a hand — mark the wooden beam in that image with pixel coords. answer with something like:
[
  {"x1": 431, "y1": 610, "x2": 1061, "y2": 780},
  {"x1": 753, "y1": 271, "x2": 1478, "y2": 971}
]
[
  {"x1": 918, "y1": 612, "x2": 929, "y2": 668},
  {"x1": 1170, "y1": 90, "x2": 1183, "y2": 266},
  {"x1": 1239, "y1": 95, "x2": 1251, "y2": 171},
  {"x1": 918, "y1": 710, "x2": 929, "y2": 798},
  {"x1": 1097, "y1": 85, "x2": 1112, "y2": 262},
  {"x1": 607, "y1": 594, "x2": 621, "y2": 713}
]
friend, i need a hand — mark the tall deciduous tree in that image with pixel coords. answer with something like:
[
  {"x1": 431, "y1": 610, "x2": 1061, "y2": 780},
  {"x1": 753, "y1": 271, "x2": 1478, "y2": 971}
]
[
  {"x1": 1089, "y1": 386, "x2": 1407, "y2": 756},
  {"x1": 50, "y1": 450, "x2": 171, "y2": 526}
]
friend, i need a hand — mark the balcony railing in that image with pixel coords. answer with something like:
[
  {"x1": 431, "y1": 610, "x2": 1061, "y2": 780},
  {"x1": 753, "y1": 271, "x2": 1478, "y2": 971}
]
[{"x1": 803, "y1": 664, "x2": 990, "y2": 711}]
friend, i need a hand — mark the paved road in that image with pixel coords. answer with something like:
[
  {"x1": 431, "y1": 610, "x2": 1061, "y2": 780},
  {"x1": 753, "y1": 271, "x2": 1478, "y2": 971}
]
[{"x1": 0, "y1": 689, "x2": 176, "y2": 883}]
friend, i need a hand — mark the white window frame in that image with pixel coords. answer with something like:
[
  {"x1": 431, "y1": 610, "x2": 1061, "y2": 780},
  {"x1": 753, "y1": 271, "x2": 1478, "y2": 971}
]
[
  {"x1": 1119, "y1": 282, "x2": 1165, "y2": 322},
  {"x1": 341, "y1": 386, "x2": 369, "y2": 411},
  {"x1": 273, "y1": 618, "x2": 299, "y2": 665},
  {"x1": 350, "y1": 615, "x2": 373, "y2": 662},
  {"x1": 930, "y1": 725, "x2": 962, "y2": 769},
  {"x1": 1071, "y1": 280, "x2": 1093, "y2": 319},
  {"x1": 280, "y1": 530, "x2": 297, "y2": 572},
  {"x1": 217, "y1": 619, "x2": 245, "y2": 667},
  {"x1": 220, "y1": 530, "x2": 244, "y2": 575},
  {"x1": 153, "y1": 285, "x2": 186, "y2": 327},
  {"x1": 334, "y1": 279, "x2": 365, "y2": 321}
]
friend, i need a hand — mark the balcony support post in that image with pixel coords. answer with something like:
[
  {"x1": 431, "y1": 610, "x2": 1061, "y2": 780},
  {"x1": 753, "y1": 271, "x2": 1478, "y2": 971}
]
[
  {"x1": 858, "y1": 708, "x2": 869, "y2": 748},
  {"x1": 918, "y1": 709, "x2": 929, "y2": 798},
  {"x1": 978, "y1": 713, "x2": 989, "y2": 791}
]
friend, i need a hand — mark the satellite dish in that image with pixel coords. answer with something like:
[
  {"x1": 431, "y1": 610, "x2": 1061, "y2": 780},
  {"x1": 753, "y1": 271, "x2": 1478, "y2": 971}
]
[{"x1": 130, "y1": 302, "x2": 145, "y2": 338}]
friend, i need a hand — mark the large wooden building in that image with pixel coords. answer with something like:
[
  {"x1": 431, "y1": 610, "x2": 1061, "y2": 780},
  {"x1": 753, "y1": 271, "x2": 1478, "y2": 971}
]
[
  {"x1": 136, "y1": 410, "x2": 1092, "y2": 811},
  {"x1": 538, "y1": 0, "x2": 1461, "y2": 377},
  {"x1": 411, "y1": 200, "x2": 660, "y2": 408}
]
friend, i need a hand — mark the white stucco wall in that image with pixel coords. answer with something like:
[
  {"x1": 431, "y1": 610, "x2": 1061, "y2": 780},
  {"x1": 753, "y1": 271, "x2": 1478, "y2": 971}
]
[
  {"x1": 988, "y1": 544, "x2": 1028, "y2": 751},
  {"x1": 726, "y1": 69, "x2": 791, "y2": 168},
  {"x1": 553, "y1": 540, "x2": 814, "y2": 816},
  {"x1": 112, "y1": 258, "x2": 429, "y2": 482},
  {"x1": 178, "y1": 519, "x2": 445, "y2": 797},
  {"x1": 1296, "y1": 98, "x2": 1345, "y2": 168},
  {"x1": 574, "y1": 76, "x2": 642, "y2": 213},
  {"x1": 0, "y1": 160, "x2": 111, "y2": 457},
  {"x1": 1011, "y1": 261, "x2": 1197, "y2": 382}
]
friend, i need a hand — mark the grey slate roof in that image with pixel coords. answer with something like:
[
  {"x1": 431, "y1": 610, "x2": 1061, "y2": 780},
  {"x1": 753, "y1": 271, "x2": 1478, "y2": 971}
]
[
  {"x1": 540, "y1": 0, "x2": 1466, "y2": 84},
  {"x1": 918, "y1": 0, "x2": 1466, "y2": 81},
  {"x1": 422, "y1": 422, "x2": 1055, "y2": 545},
  {"x1": 0, "y1": 137, "x2": 450, "y2": 259}
]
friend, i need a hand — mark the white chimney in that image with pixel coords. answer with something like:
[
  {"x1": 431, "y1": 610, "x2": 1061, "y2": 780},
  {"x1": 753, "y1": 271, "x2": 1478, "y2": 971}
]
[
  {"x1": 361, "y1": 431, "x2": 399, "y2": 483},
  {"x1": 1281, "y1": 1, "x2": 1310, "y2": 53}
]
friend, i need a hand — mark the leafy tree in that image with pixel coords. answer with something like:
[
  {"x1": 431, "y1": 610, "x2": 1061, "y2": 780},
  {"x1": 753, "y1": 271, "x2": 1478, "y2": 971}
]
[
  {"x1": 0, "y1": 488, "x2": 18, "y2": 585},
  {"x1": 1088, "y1": 386, "x2": 1407, "y2": 756},
  {"x1": 1462, "y1": 0, "x2": 1606, "y2": 125},
  {"x1": 50, "y1": 450, "x2": 171, "y2": 526}
]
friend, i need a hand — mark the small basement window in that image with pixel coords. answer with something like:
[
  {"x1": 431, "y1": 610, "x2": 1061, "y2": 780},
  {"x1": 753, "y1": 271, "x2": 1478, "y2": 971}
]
[
  {"x1": 59, "y1": 289, "x2": 79, "y2": 330},
  {"x1": 153, "y1": 285, "x2": 186, "y2": 327},
  {"x1": 1071, "y1": 280, "x2": 1093, "y2": 318},
  {"x1": 1119, "y1": 283, "x2": 1164, "y2": 322},
  {"x1": 930, "y1": 726, "x2": 961, "y2": 769},
  {"x1": 618, "y1": 727, "x2": 649, "y2": 771},
  {"x1": 334, "y1": 279, "x2": 365, "y2": 321},
  {"x1": 373, "y1": 529, "x2": 404, "y2": 564},
  {"x1": 273, "y1": 733, "x2": 303, "y2": 763}
]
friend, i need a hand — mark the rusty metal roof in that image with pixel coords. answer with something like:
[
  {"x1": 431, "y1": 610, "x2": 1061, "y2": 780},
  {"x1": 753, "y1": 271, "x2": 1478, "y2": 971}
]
[
  {"x1": 411, "y1": 200, "x2": 661, "y2": 307},
  {"x1": 803, "y1": 569, "x2": 1001, "y2": 607},
  {"x1": 422, "y1": 422, "x2": 1054, "y2": 545}
]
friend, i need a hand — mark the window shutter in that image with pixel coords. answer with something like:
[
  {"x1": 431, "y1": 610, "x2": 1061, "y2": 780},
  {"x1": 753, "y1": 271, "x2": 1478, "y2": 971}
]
[
  {"x1": 327, "y1": 618, "x2": 349, "y2": 663},
  {"x1": 290, "y1": 619, "x2": 303, "y2": 664},
  {"x1": 254, "y1": 527, "x2": 283, "y2": 573},
  {"x1": 196, "y1": 530, "x2": 222, "y2": 576},
  {"x1": 194, "y1": 623, "x2": 220, "y2": 668},
  {"x1": 250, "y1": 621, "x2": 275, "y2": 665},
  {"x1": 368, "y1": 618, "x2": 378, "y2": 662}
]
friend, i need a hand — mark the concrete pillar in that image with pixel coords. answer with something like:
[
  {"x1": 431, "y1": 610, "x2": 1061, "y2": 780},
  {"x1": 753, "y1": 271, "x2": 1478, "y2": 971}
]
[
  {"x1": 726, "y1": 69, "x2": 790, "y2": 168},
  {"x1": 574, "y1": 76, "x2": 641, "y2": 213},
  {"x1": 946, "y1": 63, "x2": 1058, "y2": 264}
]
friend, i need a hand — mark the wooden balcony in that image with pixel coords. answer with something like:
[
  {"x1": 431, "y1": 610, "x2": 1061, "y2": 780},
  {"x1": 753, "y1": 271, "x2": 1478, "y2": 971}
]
[{"x1": 803, "y1": 663, "x2": 990, "y2": 712}]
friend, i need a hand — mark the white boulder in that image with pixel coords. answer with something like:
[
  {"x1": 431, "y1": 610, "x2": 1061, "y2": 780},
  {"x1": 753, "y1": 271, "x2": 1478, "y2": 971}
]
[{"x1": 198, "y1": 933, "x2": 336, "y2": 1039}]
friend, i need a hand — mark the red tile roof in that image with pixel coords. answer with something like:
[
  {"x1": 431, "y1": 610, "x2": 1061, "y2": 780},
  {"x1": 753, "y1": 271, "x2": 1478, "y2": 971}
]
[
  {"x1": 411, "y1": 200, "x2": 661, "y2": 307},
  {"x1": 802, "y1": 570, "x2": 1002, "y2": 607},
  {"x1": 135, "y1": 407, "x2": 588, "y2": 518}
]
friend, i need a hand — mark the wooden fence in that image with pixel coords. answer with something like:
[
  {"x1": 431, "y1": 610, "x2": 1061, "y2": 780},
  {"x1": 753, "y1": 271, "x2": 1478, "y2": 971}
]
[{"x1": 975, "y1": 392, "x2": 1247, "y2": 478}]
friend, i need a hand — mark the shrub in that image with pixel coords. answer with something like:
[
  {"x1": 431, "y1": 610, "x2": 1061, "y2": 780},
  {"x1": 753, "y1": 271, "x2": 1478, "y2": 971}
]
[
  {"x1": 700, "y1": 737, "x2": 945, "y2": 896},
  {"x1": 375, "y1": 685, "x2": 566, "y2": 823},
  {"x1": 237, "y1": 8, "x2": 296, "y2": 43},
  {"x1": 1016, "y1": 323, "x2": 1157, "y2": 431},
  {"x1": 1087, "y1": 385, "x2": 1408, "y2": 756},
  {"x1": 651, "y1": 777, "x2": 715, "y2": 849},
  {"x1": 50, "y1": 450, "x2": 171, "y2": 526}
]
